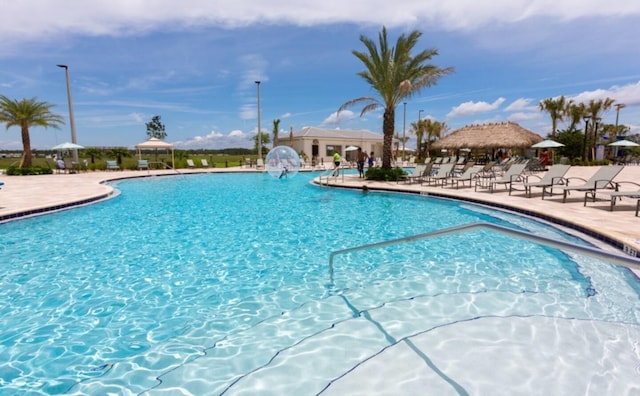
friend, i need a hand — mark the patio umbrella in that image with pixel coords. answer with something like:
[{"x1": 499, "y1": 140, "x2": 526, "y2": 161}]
[
  {"x1": 531, "y1": 139, "x2": 565, "y2": 148},
  {"x1": 608, "y1": 139, "x2": 640, "y2": 147},
  {"x1": 345, "y1": 146, "x2": 359, "y2": 151},
  {"x1": 52, "y1": 142, "x2": 85, "y2": 150}
]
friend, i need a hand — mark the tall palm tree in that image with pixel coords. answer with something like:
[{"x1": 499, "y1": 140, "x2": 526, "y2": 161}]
[
  {"x1": 566, "y1": 101, "x2": 586, "y2": 130},
  {"x1": 0, "y1": 96, "x2": 64, "y2": 167},
  {"x1": 272, "y1": 118, "x2": 281, "y2": 148},
  {"x1": 339, "y1": 27, "x2": 453, "y2": 169},
  {"x1": 538, "y1": 96, "x2": 567, "y2": 138}
]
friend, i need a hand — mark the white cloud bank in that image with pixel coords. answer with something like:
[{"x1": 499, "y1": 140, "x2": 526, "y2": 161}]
[
  {"x1": 447, "y1": 97, "x2": 506, "y2": 117},
  {"x1": 2, "y1": 1, "x2": 639, "y2": 47}
]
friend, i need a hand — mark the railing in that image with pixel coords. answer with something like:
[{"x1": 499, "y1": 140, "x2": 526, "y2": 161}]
[{"x1": 328, "y1": 222, "x2": 640, "y2": 285}]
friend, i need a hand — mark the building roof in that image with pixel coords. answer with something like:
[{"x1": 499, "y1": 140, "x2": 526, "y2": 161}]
[{"x1": 292, "y1": 127, "x2": 383, "y2": 141}]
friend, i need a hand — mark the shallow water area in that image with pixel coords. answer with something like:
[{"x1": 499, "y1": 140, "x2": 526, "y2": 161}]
[{"x1": 1, "y1": 172, "x2": 639, "y2": 395}]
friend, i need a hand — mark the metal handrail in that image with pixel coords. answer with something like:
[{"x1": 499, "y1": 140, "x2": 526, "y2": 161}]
[{"x1": 328, "y1": 222, "x2": 640, "y2": 285}]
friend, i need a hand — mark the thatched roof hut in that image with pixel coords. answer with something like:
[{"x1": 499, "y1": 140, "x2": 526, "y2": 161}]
[{"x1": 432, "y1": 122, "x2": 543, "y2": 150}]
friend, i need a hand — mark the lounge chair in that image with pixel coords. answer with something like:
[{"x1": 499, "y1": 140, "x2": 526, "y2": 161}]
[
  {"x1": 584, "y1": 181, "x2": 640, "y2": 213},
  {"x1": 475, "y1": 162, "x2": 528, "y2": 193},
  {"x1": 106, "y1": 160, "x2": 120, "y2": 171},
  {"x1": 449, "y1": 165, "x2": 483, "y2": 189},
  {"x1": 423, "y1": 163, "x2": 454, "y2": 186},
  {"x1": 256, "y1": 158, "x2": 265, "y2": 169},
  {"x1": 138, "y1": 159, "x2": 149, "y2": 170},
  {"x1": 201, "y1": 159, "x2": 210, "y2": 168},
  {"x1": 404, "y1": 163, "x2": 432, "y2": 184},
  {"x1": 545, "y1": 165, "x2": 624, "y2": 202},
  {"x1": 510, "y1": 164, "x2": 571, "y2": 197},
  {"x1": 186, "y1": 159, "x2": 196, "y2": 168}
]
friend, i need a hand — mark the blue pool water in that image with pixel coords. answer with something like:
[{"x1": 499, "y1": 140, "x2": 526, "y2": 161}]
[{"x1": 1, "y1": 172, "x2": 639, "y2": 394}]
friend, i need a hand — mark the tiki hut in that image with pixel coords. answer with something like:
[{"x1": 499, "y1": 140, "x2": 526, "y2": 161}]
[{"x1": 432, "y1": 122, "x2": 543, "y2": 150}]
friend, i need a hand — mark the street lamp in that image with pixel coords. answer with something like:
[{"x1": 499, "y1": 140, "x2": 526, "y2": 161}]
[
  {"x1": 418, "y1": 110, "x2": 424, "y2": 156},
  {"x1": 582, "y1": 115, "x2": 591, "y2": 161},
  {"x1": 255, "y1": 81, "x2": 262, "y2": 160},
  {"x1": 402, "y1": 102, "x2": 407, "y2": 162},
  {"x1": 614, "y1": 103, "x2": 626, "y2": 157},
  {"x1": 57, "y1": 64, "x2": 78, "y2": 163}
]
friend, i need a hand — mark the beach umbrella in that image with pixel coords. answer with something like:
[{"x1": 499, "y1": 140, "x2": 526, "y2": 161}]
[
  {"x1": 531, "y1": 139, "x2": 565, "y2": 148},
  {"x1": 608, "y1": 139, "x2": 640, "y2": 147},
  {"x1": 345, "y1": 146, "x2": 359, "y2": 151},
  {"x1": 52, "y1": 142, "x2": 85, "y2": 150}
]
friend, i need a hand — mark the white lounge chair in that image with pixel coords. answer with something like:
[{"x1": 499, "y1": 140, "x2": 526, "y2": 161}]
[
  {"x1": 201, "y1": 159, "x2": 210, "y2": 168},
  {"x1": 510, "y1": 164, "x2": 571, "y2": 197},
  {"x1": 545, "y1": 165, "x2": 624, "y2": 202},
  {"x1": 476, "y1": 162, "x2": 528, "y2": 193},
  {"x1": 186, "y1": 159, "x2": 196, "y2": 168}
]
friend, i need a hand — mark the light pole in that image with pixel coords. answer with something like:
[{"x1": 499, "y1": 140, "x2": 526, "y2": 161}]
[
  {"x1": 418, "y1": 110, "x2": 424, "y2": 156},
  {"x1": 255, "y1": 81, "x2": 262, "y2": 161},
  {"x1": 57, "y1": 64, "x2": 78, "y2": 163},
  {"x1": 402, "y1": 102, "x2": 407, "y2": 162},
  {"x1": 582, "y1": 115, "x2": 591, "y2": 161}
]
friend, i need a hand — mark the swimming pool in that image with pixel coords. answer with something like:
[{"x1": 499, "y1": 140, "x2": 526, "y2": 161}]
[{"x1": 1, "y1": 172, "x2": 639, "y2": 395}]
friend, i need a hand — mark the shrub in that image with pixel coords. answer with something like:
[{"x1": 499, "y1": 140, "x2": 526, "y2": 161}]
[
  {"x1": 365, "y1": 167, "x2": 407, "y2": 181},
  {"x1": 6, "y1": 166, "x2": 53, "y2": 175}
]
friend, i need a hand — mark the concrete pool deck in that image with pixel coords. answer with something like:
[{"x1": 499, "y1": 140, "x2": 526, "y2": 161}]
[{"x1": 0, "y1": 165, "x2": 639, "y2": 258}]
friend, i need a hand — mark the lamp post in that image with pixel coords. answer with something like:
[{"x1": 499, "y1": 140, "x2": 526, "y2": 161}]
[
  {"x1": 582, "y1": 115, "x2": 591, "y2": 161},
  {"x1": 255, "y1": 81, "x2": 262, "y2": 160},
  {"x1": 418, "y1": 110, "x2": 424, "y2": 156},
  {"x1": 57, "y1": 64, "x2": 78, "y2": 163},
  {"x1": 402, "y1": 102, "x2": 407, "y2": 162}
]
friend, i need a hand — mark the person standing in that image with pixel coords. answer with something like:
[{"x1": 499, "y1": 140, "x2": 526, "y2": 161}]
[
  {"x1": 356, "y1": 147, "x2": 367, "y2": 178},
  {"x1": 332, "y1": 150, "x2": 341, "y2": 176},
  {"x1": 368, "y1": 152, "x2": 375, "y2": 168}
]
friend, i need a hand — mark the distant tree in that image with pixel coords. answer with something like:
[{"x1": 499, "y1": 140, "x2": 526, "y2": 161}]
[
  {"x1": 339, "y1": 27, "x2": 453, "y2": 169},
  {"x1": 538, "y1": 96, "x2": 567, "y2": 138},
  {"x1": 425, "y1": 119, "x2": 446, "y2": 158},
  {"x1": 566, "y1": 101, "x2": 586, "y2": 130},
  {"x1": 555, "y1": 127, "x2": 584, "y2": 160},
  {"x1": 272, "y1": 119, "x2": 281, "y2": 147},
  {"x1": 146, "y1": 115, "x2": 167, "y2": 140},
  {"x1": 83, "y1": 147, "x2": 103, "y2": 164},
  {"x1": 106, "y1": 147, "x2": 132, "y2": 166},
  {"x1": 0, "y1": 96, "x2": 64, "y2": 167},
  {"x1": 584, "y1": 98, "x2": 615, "y2": 160},
  {"x1": 252, "y1": 132, "x2": 271, "y2": 155}
]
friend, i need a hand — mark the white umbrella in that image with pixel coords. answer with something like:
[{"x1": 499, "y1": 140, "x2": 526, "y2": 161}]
[
  {"x1": 531, "y1": 139, "x2": 564, "y2": 148},
  {"x1": 345, "y1": 146, "x2": 359, "y2": 151},
  {"x1": 52, "y1": 142, "x2": 85, "y2": 150},
  {"x1": 608, "y1": 139, "x2": 639, "y2": 147}
]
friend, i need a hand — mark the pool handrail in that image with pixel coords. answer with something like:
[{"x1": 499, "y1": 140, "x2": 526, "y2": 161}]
[{"x1": 328, "y1": 222, "x2": 640, "y2": 285}]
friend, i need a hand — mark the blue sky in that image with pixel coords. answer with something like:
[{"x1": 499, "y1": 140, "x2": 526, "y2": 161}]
[{"x1": 1, "y1": 1, "x2": 639, "y2": 150}]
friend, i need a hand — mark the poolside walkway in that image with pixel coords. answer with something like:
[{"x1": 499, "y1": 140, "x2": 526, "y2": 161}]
[{"x1": 1, "y1": 165, "x2": 639, "y2": 257}]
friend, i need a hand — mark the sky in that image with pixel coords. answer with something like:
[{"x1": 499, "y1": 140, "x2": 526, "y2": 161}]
[{"x1": 1, "y1": 1, "x2": 640, "y2": 151}]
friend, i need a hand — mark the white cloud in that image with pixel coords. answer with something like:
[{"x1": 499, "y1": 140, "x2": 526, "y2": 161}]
[
  {"x1": 3, "y1": 1, "x2": 639, "y2": 47},
  {"x1": 447, "y1": 97, "x2": 506, "y2": 118},
  {"x1": 504, "y1": 98, "x2": 535, "y2": 112},
  {"x1": 569, "y1": 80, "x2": 640, "y2": 107},
  {"x1": 322, "y1": 109, "x2": 355, "y2": 126},
  {"x1": 173, "y1": 129, "x2": 252, "y2": 149}
]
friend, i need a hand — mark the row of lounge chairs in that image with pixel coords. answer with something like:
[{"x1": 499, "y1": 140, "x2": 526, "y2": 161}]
[{"x1": 403, "y1": 162, "x2": 638, "y2": 216}]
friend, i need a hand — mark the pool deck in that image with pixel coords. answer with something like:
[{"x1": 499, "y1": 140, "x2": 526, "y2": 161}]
[{"x1": 1, "y1": 165, "x2": 639, "y2": 258}]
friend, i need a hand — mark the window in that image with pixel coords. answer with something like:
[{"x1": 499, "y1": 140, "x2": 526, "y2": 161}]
[{"x1": 326, "y1": 145, "x2": 342, "y2": 156}]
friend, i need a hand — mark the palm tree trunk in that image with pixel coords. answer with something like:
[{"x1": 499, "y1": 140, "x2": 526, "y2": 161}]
[
  {"x1": 382, "y1": 108, "x2": 395, "y2": 168},
  {"x1": 20, "y1": 125, "x2": 32, "y2": 168}
]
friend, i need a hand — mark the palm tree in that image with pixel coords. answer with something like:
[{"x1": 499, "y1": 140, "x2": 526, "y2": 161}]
[
  {"x1": 83, "y1": 147, "x2": 103, "y2": 164},
  {"x1": 538, "y1": 96, "x2": 567, "y2": 138},
  {"x1": 566, "y1": 101, "x2": 586, "y2": 130},
  {"x1": 339, "y1": 27, "x2": 453, "y2": 169},
  {"x1": 425, "y1": 119, "x2": 446, "y2": 157},
  {"x1": 0, "y1": 96, "x2": 64, "y2": 167},
  {"x1": 272, "y1": 119, "x2": 281, "y2": 147},
  {"x1": 106, "y1": 147, "x2": 132, "y2": 166},
  {"x1": 410, "y1": 119, "x2": 425, "y2": 159},
  {"x1": 584, "y1": 98, "x2": 615, "y2": 160}
]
